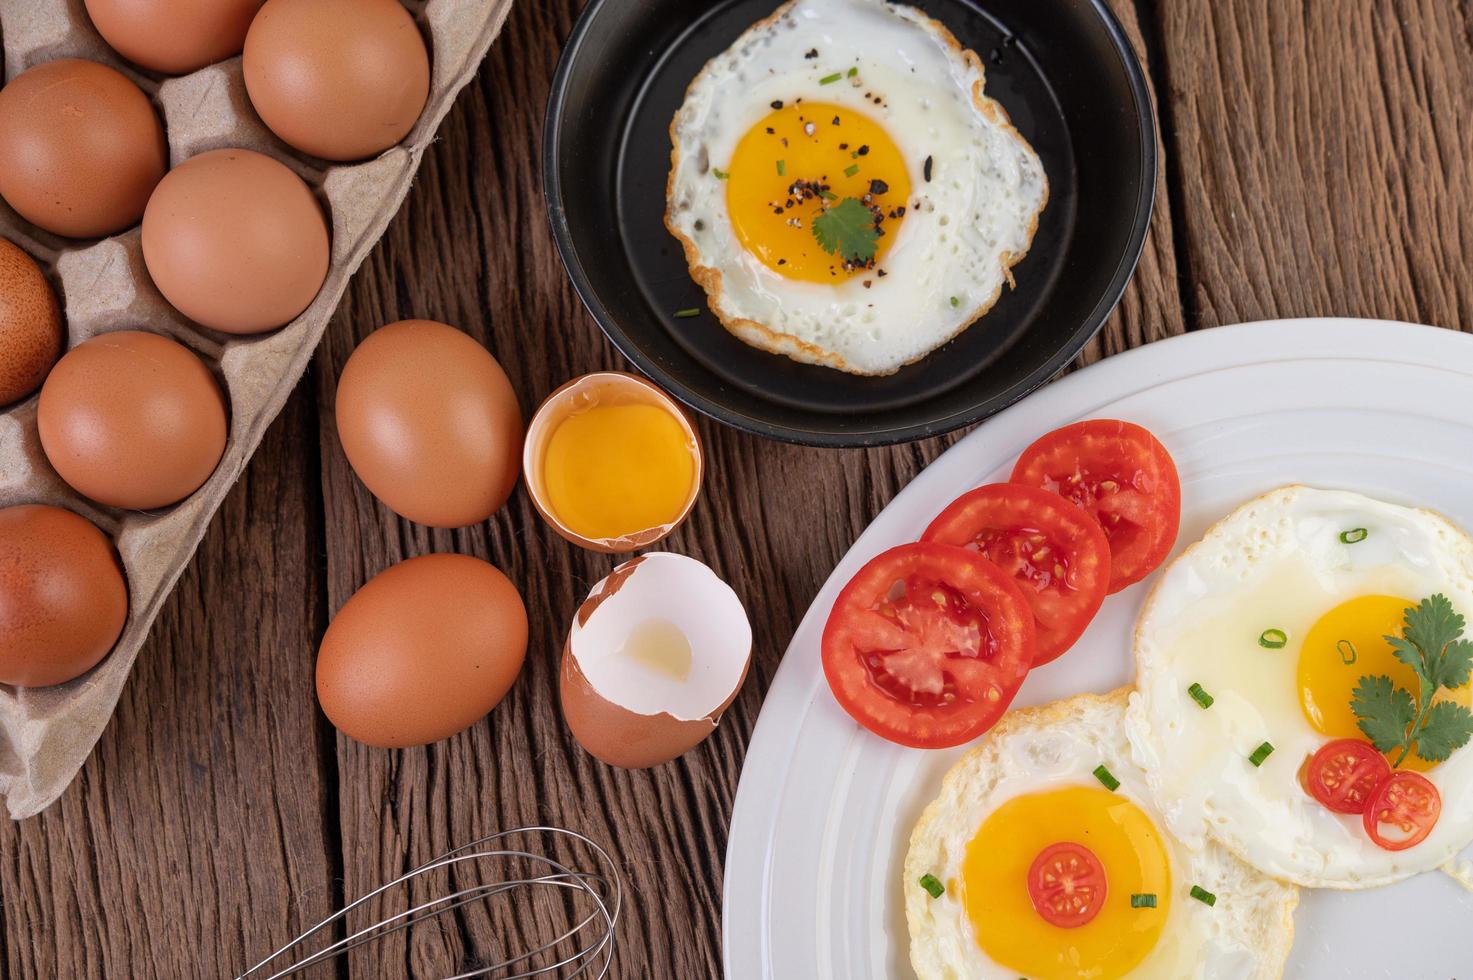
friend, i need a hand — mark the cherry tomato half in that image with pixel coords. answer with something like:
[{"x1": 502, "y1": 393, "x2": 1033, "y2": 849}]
[
  {"x1": 1302, "y1": 739, "x2": 1391, "y2": 815},
  {"x1": 1027, "y1": 841, "x2": 1108, "y2": 928},
  {"x1": 1363, "y1": 770, "x2": 1441, "y2": 851},
  {"x1": 922, "y1": 483, "x2": 1111, "y2": 665},
  {"x1": 821, "y1": 542, "x2": 1036, "y2": 748},
  {"x1": 1010, "y1": 419, "x2": 1181, "y2": 594}
]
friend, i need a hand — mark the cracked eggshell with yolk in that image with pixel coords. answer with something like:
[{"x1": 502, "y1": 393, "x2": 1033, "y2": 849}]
[{"x1": 561, "y1": 553, "x2": 752, "y2": 768}]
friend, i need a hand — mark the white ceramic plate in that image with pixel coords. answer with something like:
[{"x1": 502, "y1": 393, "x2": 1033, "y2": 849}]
[{"x1": 723, "y1": 319, "x2": 1473, "y2": 979}]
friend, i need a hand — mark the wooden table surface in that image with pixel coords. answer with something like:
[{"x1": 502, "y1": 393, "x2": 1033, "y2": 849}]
[{"x1": 4, "y1": 0, "x2": 1471, "y2": 976}]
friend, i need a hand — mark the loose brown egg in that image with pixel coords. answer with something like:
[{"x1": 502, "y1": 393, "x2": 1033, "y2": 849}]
[
  {"x1": 336, "y1": 320, "x2": 522, "y2": 528},
  {"x1": 0, "y1": 504, "x2": 128, "y2": 687},
  {"x1": 0, "y1": 239, "x2": 63, "y2": 406},
  {"x1": 316, "y1": 554, "x2": 527, "y2": 748},
  {"x1": 141, "y1": 148, "x2": 329, "y2": 335},
  {"x1": 560, "y1": 554, "x2": 752, "y2": 769},
  {"x1": 0, "y1": 59, "x2": 167, "y2": 238},
  {"x1": 84, "y1": 0, "x2": 266, "y2": 75},
  {"x1": 243, "y1": 0, "x2": 430, "y2": 161},
  {"x1": 37, "y1": 330, "x2": 227, "y2": 510}
]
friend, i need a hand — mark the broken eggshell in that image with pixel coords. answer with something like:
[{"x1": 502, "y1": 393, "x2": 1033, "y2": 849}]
[{"x1": 560, "y1": 553, "x2": 751, "y2": 768}]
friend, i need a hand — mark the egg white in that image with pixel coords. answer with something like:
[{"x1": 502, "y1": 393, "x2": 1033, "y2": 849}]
[
  {"x1": 906, "y1": 689, "x2": 1296, "y2": 980},
  {"x1": 1126, "y1": 485, "x2": 1473, "y2": 888},
  {"x1": 666, "y1": 0, "x2": 1047, "y2": 376}
]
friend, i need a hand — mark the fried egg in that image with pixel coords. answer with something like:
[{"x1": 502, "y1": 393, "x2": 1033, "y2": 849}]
[
  {"x1": 665, "y1": 0, "x2": 1047, "y2": 376},
  {"x1": 906, "y1": 690, "x2": 1296, "y2": 980},
  {"x1": 1127, "y1": 486, "x2": 1473, "y2": 888}
]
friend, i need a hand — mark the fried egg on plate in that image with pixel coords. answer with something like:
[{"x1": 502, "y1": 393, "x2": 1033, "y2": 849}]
[
  {"x1": 906, "y1": 690, "x2": 1296, "y2": 980},
  {"x1": 665, "y1": 0, "x2": 1047, "y2": 376},
  {"x1": 1126, "y1": 486, "x2": 1473, "y2": 888}
]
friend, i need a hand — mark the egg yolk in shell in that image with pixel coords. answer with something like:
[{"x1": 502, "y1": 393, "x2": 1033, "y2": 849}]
[
  {"x1": 1299, "y1": 594, "x2": 1471, "y2": 772},
  {"x1": 724, "y1": 102, "x2": 910, "y2": 282},
  {"x1": 962, "y1": 786, "x2": 1171, "y2": 980}
]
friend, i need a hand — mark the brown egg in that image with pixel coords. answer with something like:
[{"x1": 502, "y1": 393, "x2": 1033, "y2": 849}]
[
  {"x1": 141, "y1": 148, "x2": 329, "y2": 335},
  {"x1": 243, "y1": 0, "x2": 430, "y2": 161},
  {"x1": 560, "y1": 554, "x2": 751, "y2": 769},
  {"x1": 84, "y1": 0, "x2": 266, "y2": 75},
  {"x1": 336, "y1": 320, "x2": 522, "y2": 528},
  {"x1": 316, "y1": 554, "x2": 527, "y2": 748},
  {"x1": 0, "y1": 239, "x2": 63, "y2": 406},
  {"x1": 0, "y1": 504, "x2": 128, "y2": 687},
  {"x1": 37, "y1": 330, "x2": 227, "y2": 510},
  {"x1": 0, "y1": 59, "x2": 167, "y2": 238}
]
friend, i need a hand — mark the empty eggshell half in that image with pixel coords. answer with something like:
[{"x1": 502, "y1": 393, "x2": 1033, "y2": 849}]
[{"x1": 561, "y1": 552, "x2": 752, "y2": 768}]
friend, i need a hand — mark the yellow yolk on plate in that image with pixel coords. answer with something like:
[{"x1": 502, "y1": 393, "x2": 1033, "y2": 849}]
[
  {"x1": 1299, "y1": 593, "x2": 1471, "y2": 772},
  {"x1": 961, "y1": 786, "x2": 1171, "y2": 980},
  {"x1": 542, "y1": 402, "x2": 697, "y2": 541},
  {"x1": 724, "y1": 102, "x2": 910, "y2": 282}
]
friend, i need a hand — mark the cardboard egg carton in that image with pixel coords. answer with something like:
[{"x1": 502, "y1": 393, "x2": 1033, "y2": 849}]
[{"x1": 0, "y1": 0, "x2": 515, "y2": 819}]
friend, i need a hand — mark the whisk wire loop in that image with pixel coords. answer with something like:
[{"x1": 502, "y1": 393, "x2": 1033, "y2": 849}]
[{"x1": 236, "y1": 826, "x2": 620, "y2": 980}]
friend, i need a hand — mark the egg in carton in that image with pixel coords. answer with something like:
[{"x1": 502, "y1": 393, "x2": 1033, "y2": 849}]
[{"x1": 0, "y1": 0, "x2": 516, "y2": 819}]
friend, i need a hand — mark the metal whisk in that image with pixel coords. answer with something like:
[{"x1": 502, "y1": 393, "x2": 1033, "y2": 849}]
[{"x1": 237, "y1": 826, "x2": 621, "y2": 980}]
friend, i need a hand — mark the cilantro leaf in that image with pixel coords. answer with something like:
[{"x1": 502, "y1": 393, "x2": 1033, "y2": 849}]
[
  {"x1": 811, "y1": 197, "x2": 879, "y2": 265},
  {"x1": 1414, "y1": 700, "x2": 1473, "y2": 763},
  {"x1": 1354, "y1": 595, "x2": 1473, "y2": 768},
  {"x1": 1440, "y1": 637, "x2": 1473, "y2": 691},
  {"x1": 1351, "y1": 674, "x2": 1416, "y2": 754},
  {"x1": 1405, "y1": 594, "x2": 1465, "y2": 679},
  {"x1": 1385, "y1": 634, "x2": 1431, "y2": 689}
]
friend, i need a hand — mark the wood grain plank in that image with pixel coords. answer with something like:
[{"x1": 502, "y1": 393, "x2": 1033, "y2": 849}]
[
  {"x1": 314, "y1": 2, "x2": 1184, "y2": 978},
  {"x1": 1151, "y1": 0, "x2": 1473, "y2": 330},
  {"x1": 0, "y1": 389, "x2": 335, "y2": 979}
]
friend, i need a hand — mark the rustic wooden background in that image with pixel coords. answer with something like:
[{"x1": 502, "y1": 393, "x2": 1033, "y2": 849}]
[{"x1": 2, "y1": 0, "x2": 1470, "y2": 976}]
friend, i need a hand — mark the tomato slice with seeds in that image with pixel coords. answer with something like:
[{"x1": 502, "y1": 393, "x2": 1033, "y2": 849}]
[
  {"x1": 1364, "y1": 770, "x2": 1440, "y2": 851},
  {"x1": 821, "y1": 542, "x2": 1036, "y2": 749},
  {"x1": 922, "y1": 484, "x2": 1111, "y2": 665},
  {"x1": 1303, "y1": 739, "x2": 1391, "y2": 815},
  {"x1": 1010, "y1": 420, "x2": 1181, "y2": 594},
  {"x1": 1027, "y1": 841, "x2": 1108, "y2": 928}
]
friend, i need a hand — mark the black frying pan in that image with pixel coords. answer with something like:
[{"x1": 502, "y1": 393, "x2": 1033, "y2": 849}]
[{"x1": 544, "y1": 0, "x2": 1156, "y2": 447}]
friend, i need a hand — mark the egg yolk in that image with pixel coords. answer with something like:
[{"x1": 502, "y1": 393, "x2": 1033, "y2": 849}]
[
  {"x1": 724, "y1": 102, "x2": 910, "y2": 282},
  {"x1": 542, "y1": 401, "x2": 697, "y2": 542},
  {"x1": 962, "y1": 786, "x2": 1170, "y2": 980},
  {"x1": 1298, "y1": 594, "x2": 1471, "y2": 772}
]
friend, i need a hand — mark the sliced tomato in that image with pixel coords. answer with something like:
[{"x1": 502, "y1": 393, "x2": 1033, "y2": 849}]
[
  {"x1": 1363, "y1": 770, "x2": 1441, "y2": 851},
  {"x1": 922, "y1": 484, "x2": 1110, "y2": 665},
  {"x1": 821, "y1": 542, "x2": 1036, "y2": 749},
  {"x1": 1302, "y1": 739, "x2": 1391, "y2": 815},
  {"x1": 1010, "y1": 419, "x2": 1181, "y2": 594},
  {"x1": 1027, "y1": 841, "x2": 1107, "y2": 928}
]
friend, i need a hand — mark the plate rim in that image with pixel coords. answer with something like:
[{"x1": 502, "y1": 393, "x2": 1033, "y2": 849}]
[
  {"x1": 541, "y1": 0, "x2": 1159, "y2": 447},
  {"x1": 721, "y1": 317, "x2": 1473, "y2": 977}
]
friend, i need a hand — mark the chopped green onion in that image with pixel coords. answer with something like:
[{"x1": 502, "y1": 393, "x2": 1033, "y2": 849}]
[
  {"x1": 847, "y1": 66, "x2": 859, "y2": 77},
  {"x1": 918, "y1": 873, "x2": 944, "y2": 899},
  {"x1": 1187, "y1": 683, "x2": 1214, "y2": 709},
  {"x1": 674, "y1": 308, "x2": 701, "y2": 319},
  {"x1": 1337, "y1": 639, "x2": 1357, "y2": 665},
  {"x1": 712, "y1": 167, "x2": 730, "y2": 180},
  {"x1": 1130, "y1": 893, "x2": 1157, "y2": 909},
  {"x1": 1248, "y1": 741, "x2": 1274, "y2": 767},
  {"x1": 949, "y1": 296, "x2": 960, "y2": 308},
  {"x1": 776, "y1": 159, "x2": 786, "y2": 177},
  {"x1": 1092, "y1": 764, "x2": 1120, "y2": 791},
  {"x1": 1339, "y1": 527, "x2": 1369, "y2": 544},
  {"x1": 820, "y1": 72, "x2": 843, "y2": 85},
  {"x1": 844, "y1": 164, "x2": 860, "y2": 177},
  {"x1": 1258, "y1": 628, "x2": 1287, "y2": 649},
  {"x1": 1189, "y1": 885, "x2": 1216, "y2": 907}
]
